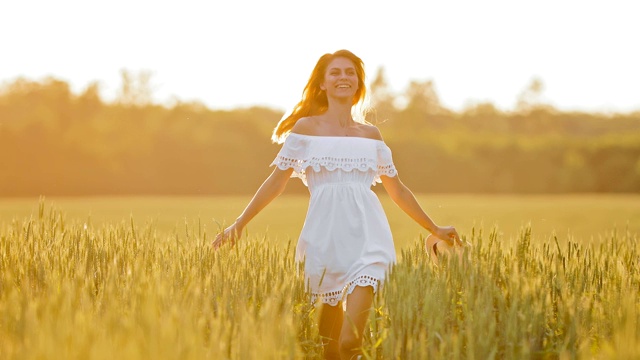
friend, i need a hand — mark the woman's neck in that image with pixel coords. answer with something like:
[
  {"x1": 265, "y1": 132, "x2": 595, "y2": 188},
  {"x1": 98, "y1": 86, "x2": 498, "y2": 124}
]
[{"x1": 324, "y1": 99, "x2": 354, "y2": 127}]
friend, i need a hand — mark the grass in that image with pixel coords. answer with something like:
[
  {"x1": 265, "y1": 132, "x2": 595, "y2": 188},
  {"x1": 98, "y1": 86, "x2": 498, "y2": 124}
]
[
  {"x1": 1, "y1": 194, "x2": 638, "y2": 248},
  {"x1": 0, "y1": 194, "x2": 638, "y2": 359}
]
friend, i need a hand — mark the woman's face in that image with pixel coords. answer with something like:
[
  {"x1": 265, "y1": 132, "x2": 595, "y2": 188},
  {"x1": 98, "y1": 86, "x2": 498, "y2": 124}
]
[{"x1": 320, "y1": 57, "x2": 359, "y2": 100}]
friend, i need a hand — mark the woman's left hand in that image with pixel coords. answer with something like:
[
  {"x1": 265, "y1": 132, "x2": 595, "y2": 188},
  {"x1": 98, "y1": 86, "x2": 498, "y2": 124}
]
[{"x1": 433, "y1": 225, "x2": 462, "y2": 246}]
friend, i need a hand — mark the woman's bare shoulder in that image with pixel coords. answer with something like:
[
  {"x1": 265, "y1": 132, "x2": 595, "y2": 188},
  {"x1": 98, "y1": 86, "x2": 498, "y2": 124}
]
[
  {"x1": 358, "y1": 124, "x2": 384, "y2": 141},
  {"x1": 290, "y1": 116, "x2": 319, "y2": 135}
]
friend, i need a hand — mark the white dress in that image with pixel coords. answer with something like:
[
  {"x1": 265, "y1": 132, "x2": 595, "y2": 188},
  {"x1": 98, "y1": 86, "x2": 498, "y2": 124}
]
[{"x1": 271, "y1": 133, "x2": 398, "y2": 306}]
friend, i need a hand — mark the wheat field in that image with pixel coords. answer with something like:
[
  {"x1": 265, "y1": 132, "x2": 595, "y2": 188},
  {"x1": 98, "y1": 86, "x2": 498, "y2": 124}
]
[{"x1": 0, "y1": 195, "x2": 638, "y2": 359}]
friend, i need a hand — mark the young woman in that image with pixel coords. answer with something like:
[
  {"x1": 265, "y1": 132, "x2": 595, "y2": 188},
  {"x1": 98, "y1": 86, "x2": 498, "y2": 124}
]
[{"x1": 213, "y1": 49, "x2": 460, "y2": 360}]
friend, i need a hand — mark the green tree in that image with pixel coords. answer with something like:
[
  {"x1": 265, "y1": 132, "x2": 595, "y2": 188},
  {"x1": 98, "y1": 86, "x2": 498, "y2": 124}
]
[
  {"x1": 515, "y1": 76, "x2": 552, "y2": 113},
  {"x1": 367, "y1": 66, "x2": 397, "y2": 124},
  {"x1": 116, "y1": 69, "x2": 155, "y2": 106},
  {"x1": 396, "y1": 80, "x2": 451, "y2": 131}
]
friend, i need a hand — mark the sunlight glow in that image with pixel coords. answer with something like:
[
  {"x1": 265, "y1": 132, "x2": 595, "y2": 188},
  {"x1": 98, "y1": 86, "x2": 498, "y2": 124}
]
[{"x1": 1, "y1": 0, "x2": 638, "y2": 113}]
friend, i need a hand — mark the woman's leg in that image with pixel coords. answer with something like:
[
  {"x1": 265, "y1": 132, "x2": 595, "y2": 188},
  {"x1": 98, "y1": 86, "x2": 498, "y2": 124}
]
[
  {"x1": 318, "y1": 302, "x2": 344, "y2": 360},
  {"x1": 340, "y1": 286, "x2": 374, "y2": 360}
]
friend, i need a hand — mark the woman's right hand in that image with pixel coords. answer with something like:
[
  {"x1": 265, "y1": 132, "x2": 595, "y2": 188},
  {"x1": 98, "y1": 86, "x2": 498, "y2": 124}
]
[{"x1": 212, "y1": 222, "x2": 243, "y2": 250}]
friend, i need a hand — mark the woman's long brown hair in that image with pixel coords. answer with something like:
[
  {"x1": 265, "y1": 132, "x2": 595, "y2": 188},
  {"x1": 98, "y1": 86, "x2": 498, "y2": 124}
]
[{"x1": 271, "y1": 50, "x2": 369, "y2": 143}]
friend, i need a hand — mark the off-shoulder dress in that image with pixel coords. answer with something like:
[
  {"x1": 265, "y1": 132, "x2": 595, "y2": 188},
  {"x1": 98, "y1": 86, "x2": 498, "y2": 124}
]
[{"x1": 270, "y1": 133, "x2": 398, "y2": 306}]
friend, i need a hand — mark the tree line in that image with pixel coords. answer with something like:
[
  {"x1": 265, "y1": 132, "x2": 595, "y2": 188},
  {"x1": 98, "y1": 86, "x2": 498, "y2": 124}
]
[{"x1": 1, "y1": 71, "x2": 639, "y2": 196}]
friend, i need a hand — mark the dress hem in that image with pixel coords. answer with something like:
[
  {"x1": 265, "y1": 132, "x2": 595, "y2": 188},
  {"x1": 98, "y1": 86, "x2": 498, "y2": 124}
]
[{"x1": 311, "y1": 274, "x2": 380, "y2": 306}]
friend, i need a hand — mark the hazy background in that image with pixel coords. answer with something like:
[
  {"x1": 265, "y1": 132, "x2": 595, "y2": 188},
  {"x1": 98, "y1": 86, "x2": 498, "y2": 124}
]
[
  {"x1": 1, "y1": 0, "x2": 639, "y2": 196},
  {"x1": 2, "y1": 0, "x2": 639, "y2": 112}
]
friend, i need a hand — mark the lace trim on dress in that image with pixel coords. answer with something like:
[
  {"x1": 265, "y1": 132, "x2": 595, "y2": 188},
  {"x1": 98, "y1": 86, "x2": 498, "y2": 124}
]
[
  {"x1": 311, "y1": 275, "x2": 380, "y2": 306},
  {"x1": 271, "y1": 156, "x2": 397, "y2": 186},
  {"x1": 374, "y1": 164, "x2": 398, "y2": 184}
]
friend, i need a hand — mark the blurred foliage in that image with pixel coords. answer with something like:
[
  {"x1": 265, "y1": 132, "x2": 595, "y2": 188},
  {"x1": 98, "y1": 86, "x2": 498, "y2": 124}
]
[{"x1": 1, "y1": 73, "x2": 639, "y2": 196}]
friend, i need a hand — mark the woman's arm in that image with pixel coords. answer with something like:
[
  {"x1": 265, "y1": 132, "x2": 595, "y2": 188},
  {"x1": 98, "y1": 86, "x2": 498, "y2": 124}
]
[
  {"x1": 212, "y1": 167, "x2": 294, "y2": 249},
  {"x1": 381, "y1": 174, "x2": 460, "y2": 244}
]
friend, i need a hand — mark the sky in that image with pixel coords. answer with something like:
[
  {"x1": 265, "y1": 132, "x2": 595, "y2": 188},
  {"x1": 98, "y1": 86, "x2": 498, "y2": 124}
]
[{"x1": 1, "y1": 0, "x2": 639, "y2": 113}]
